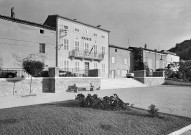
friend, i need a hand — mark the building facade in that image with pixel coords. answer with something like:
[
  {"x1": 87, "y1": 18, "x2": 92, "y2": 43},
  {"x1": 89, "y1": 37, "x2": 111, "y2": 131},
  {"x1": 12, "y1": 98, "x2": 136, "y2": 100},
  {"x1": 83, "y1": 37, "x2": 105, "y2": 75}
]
[
  {"x1": 109, "y1": 45, "x2": 133, "y2": 78},
  {"x1": 0, "y1": 14, "x2": 56, "y2": 70},
  {"x1": 161, "y1": 50, "x2": 180, "y2": 65},
  {"x1": 44, "y1": 15, "x2": 110, "y2": 78},
  {"x1": 130, "y1": 47, "x2": 168, "y2": 71}
]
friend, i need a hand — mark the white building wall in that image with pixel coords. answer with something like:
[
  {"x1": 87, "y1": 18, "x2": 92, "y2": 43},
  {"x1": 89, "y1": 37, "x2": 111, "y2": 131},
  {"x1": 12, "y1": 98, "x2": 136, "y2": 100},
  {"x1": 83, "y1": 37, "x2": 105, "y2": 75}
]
[
  {"x1": 57, "y1": 17, "x2": 109, "y2": 78},
  {"x1": 167, "y1": 54, "x2": 180, "y2": 64}
]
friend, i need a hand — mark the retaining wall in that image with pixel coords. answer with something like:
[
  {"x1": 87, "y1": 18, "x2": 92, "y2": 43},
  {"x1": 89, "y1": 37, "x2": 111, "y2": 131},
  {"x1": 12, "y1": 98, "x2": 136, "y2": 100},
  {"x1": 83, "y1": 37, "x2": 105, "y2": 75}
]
[
  {"x1": 0, "y1": 77, "x2": 51, "y2": 96},
  {"x1": 0, "y1": 77, "x2": 101, "y2": 97},
  {"x1": 135, "y1": 77, "x2": 165, "y2": 86}
]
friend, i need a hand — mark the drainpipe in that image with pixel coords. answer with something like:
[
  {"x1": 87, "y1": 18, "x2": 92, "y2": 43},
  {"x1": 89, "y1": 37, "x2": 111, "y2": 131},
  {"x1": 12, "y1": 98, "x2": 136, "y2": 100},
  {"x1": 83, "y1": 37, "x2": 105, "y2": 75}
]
[{"x1": 56, "y1": 17, "x2": 58, "y2": 67}]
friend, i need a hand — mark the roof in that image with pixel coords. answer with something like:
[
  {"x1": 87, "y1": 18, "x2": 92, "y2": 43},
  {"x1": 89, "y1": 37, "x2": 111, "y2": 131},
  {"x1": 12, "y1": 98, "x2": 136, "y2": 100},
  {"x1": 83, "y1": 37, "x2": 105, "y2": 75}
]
[
  {"x1": 129, "y1": 47, "x2": 166, "y2": 54},
  {"x1": 44, "y1": 15, "x2": 110, "y2": 33},
  {"x1": 0, "y1": 14, "x2": 56, "y2": 31},
  {"x1": 160, "y1": 50, "x2": 177, "y2": 56},
  {"x1": 109, "y1": 44, "x2": 131, "y2": 51}
]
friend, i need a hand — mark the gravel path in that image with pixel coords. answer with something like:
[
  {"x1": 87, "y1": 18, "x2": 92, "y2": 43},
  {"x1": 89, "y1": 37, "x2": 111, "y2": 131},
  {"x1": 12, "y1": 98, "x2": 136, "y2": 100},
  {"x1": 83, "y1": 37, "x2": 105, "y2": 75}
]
[
  {"x1": 82, "y1": 85, "x2": 191, "y2": 118},
  {"x1": 0, "y1": 85, "x2": 191, "y2": 118}
]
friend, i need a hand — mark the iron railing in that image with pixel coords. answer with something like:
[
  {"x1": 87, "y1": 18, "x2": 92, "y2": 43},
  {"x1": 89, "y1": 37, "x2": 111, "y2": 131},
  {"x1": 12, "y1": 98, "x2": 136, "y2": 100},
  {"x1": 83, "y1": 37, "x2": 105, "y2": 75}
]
[{"x1": 69, "y1": 50, "x2": 104, "y2": 60}]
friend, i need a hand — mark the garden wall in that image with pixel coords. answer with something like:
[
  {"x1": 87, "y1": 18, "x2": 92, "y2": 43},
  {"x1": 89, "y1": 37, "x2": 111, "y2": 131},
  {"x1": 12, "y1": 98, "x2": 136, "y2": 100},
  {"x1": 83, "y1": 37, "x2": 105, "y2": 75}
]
[
  {"x1": 0, "y1": 77, "x2": 101, "y2": 97},
  {"x1": 165, "y1": 79, "x2": 191, "y2": 86},
  {"x1": 135, "y1": 77, "x2": 165, "y2": 86},
  {"x1": 53, "y1": 77, "x2": 101, "y2": 93},
  {"x1": 0, "y1": 77, "x2": 51, "y2": 96}
]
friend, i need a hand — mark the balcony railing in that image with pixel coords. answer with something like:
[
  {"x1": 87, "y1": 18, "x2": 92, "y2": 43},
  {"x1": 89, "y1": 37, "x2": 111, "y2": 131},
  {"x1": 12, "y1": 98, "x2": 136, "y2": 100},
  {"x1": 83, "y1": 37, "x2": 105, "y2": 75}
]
[{"x1": 69, "y1": 50, "x2": 104, "y2": 61}]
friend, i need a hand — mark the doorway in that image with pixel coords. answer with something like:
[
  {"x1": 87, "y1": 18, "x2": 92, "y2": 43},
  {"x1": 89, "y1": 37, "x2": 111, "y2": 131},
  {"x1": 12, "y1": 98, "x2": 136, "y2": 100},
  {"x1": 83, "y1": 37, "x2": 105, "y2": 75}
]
[
  {"x1": 84, "y1": 62, "x2": 89, "y2": 76},
  {"x1": 111, "y1": 70, "x2": 115, "y2": 78}
]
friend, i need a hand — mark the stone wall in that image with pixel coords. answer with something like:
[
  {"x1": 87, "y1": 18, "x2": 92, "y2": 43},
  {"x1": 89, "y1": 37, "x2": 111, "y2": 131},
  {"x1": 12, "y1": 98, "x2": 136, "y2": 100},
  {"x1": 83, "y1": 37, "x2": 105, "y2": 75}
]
[
  {"x1": 54, "y1": 77, "x2": 101, "y2": 93},
  {"x1": 144, "y1": 77, "x2": 165, "y2": 86},
  {"x1": 0, "y1": 77, "x2": 51, "y2": 96},
  {"x1": 0, "y1": 76, "x2": 101, "y2": 96},
  {"x1": 165, "y1": 79, "x2": 191, "y2": 86},
  {"x1": 135, "y1": 77, "x2": 165, "y2": 86}
]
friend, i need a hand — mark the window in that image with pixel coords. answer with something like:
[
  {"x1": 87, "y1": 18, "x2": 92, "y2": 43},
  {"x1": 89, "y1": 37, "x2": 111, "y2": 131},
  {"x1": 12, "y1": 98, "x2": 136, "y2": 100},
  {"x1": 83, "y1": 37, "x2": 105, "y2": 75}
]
[
  {"x1": 115, "y1": 49, "x2": 117, "y2": 52},
  {"x1": 94, "y1": 45, "x2": 98, "y2": 54},
  {"x1": 156, "y1": 61, "x2": 159, "y2": 69},
  {"x1": 84, "y1": 43, "x2": 89, "y2": 53},
  {"x1": 94, "y1": 33, "x2": 97, "y2": 36},
  {"x1": 148, "y1": 59, "x2": 152, "y2": 69},
  {"x1": 39, "y1": 43, "x2": 45, "y2": 53},
  {"x1": 124, "y1": 58, "x2": 127, "y2": 64},
  {"x1": 101, "y1": 35, "x2": 105, "y2": 38},
  {"x1": 102, "y1": 64, "x2": 105, "y2": 73},
  {"x1": 102, "y1": 46, "x2": 105, "y2": 54},
  {"x1": 40, "y1": 29, "x2": 44, "y2": 34},
  {"x1": 163, "y1": 62, "x2": 166, "y2": 68},
  {"x1": 75, "y1": 41, "x2": 80, "y2": 51},
  {"x1": 160, "y1": 55, "x2": 163, "y2": 60},
  {"x1": 85, "y1": 29, "x2": 88, "y2": 34},
  {"x1": 75, "y1": 61, "x2": 80, "y2": 72},
  {"x1": 63, "y1": 39, "x2": 69, "y2": 50},
  {"x1": 74, "y1": 28, "x2": 79, "y2": 32},
  {"x1": 94, "y1": 63, "x2": 98, "y2": 69},
  {"x1": 63, "y1": 60, "x2": 69, "y2": 71},
  {"x1": 111, "y1": 57, "x2": 115, "y2": 64}
]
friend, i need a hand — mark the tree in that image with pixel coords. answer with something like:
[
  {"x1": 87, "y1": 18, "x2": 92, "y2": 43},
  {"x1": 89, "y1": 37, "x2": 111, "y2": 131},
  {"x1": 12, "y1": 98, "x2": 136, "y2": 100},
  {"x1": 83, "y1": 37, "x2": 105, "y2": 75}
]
[
  {"x1": 22, "y1": 59, "x2": 44, "y2": 94},
  {"x1": 179, "y1": 60, "x2": 191, "y2": 81}
]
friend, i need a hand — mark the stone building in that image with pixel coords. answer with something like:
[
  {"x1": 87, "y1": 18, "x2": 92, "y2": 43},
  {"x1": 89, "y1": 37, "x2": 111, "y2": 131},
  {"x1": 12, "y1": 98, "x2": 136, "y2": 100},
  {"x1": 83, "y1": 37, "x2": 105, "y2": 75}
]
[
  {"x1": 0, "y1": 14, "x2": 56, "y2": 70},
  {"x1": 109, "y1": 45, "x2": 133, "y2": 78},
  {"x1": 44, "y1": 15, "x2": 110, "y2": 78},
  {"x1": 129, "y1": 46, "x2": 168, "y2": 71}
]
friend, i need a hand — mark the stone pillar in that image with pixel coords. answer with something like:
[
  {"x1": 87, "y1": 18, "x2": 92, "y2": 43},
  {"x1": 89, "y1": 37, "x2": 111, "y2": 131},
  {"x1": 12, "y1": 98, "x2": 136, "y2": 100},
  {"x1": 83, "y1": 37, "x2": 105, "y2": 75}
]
[{"x1": 48, "y1": 67, "x2": 59, "y2": 93}]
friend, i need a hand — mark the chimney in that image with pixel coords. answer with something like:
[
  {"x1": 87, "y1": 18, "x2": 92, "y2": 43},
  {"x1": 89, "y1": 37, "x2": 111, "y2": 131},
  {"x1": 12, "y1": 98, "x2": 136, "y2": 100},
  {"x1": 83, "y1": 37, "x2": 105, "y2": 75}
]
[
  {"x1": 97, "y1": 25, "x2": 101, "y2": 28},
  {"x1": 73, "y1": 19, "x2": 77, "y2": 21},
  {"x1": 11, "y1": 7, "x2": 15, "y2": 18},
  {"x1": 144, "y1": 44, "x2": 147, "y2": 49}
]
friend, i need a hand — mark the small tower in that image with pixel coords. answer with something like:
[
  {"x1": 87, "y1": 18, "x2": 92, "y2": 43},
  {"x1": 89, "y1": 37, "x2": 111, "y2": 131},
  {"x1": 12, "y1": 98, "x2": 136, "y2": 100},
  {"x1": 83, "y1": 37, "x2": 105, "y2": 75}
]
[
  {"x1": 144, "y1": 44, "x2": 147, "y2": 49},
  {"x1": 11, "y1": 7, "x2": 15, "y2": 18}
]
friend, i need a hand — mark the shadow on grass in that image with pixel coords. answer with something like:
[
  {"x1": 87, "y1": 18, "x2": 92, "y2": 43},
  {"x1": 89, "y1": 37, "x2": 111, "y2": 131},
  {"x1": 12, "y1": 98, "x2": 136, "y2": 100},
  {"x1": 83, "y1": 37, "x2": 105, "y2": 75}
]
[
  {"x1": 0, "y1": 118, "x2": 19, "y2": 125},
  {"x1": 100, "y1": 124, "x2": 113, "y2": 131},
  {"x1": 40, "y1": 100, "x2": 80, "y2": 108}
]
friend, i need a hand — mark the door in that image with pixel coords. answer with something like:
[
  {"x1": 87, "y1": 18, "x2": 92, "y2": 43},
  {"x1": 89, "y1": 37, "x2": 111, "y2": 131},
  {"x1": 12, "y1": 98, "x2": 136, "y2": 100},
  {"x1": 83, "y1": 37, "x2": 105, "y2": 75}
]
[
  {"x1": 111, "y1": 70, "x2": 115, "y2": 78},
  {"x1": 84, "y1": 62, "x2": 89, "y2": 76}
]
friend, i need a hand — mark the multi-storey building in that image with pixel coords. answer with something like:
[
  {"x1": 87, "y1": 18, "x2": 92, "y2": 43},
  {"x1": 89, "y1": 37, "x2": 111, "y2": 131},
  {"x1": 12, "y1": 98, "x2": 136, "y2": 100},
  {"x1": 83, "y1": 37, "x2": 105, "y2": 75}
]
[
  {"x1": 44, "y1": 15, "x2": 110, "y2": 78},
  {"x1": 160, "y1": 50, "x2": 180, "y2": 65},
  {"x1": 109, "y1": 45, "x2": 133, "y2": 78},
  {"x1": 129, "y1": 46, "x2": 168, "y2": 71},
  {"x1": 0, "y1": 14, "x2": 56, "y2": 71}
]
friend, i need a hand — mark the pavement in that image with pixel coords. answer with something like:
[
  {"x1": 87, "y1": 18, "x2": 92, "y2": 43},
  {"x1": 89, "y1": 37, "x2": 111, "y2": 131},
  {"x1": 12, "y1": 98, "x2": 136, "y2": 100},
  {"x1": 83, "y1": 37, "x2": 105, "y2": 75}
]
[{"x1": 0, "y1": 85, "x2": 191, "y2": 135}]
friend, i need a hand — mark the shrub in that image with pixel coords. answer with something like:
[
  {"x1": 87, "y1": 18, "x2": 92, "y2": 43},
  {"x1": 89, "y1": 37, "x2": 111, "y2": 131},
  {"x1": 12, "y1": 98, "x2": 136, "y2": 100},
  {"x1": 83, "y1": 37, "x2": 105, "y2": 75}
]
[
  {"x1": 75, "y1": 93, "x2": 129, "y2": 111},
  {"x1": 22, "y1": 59, "x2": 44, "y2": 94},
  {"x1": 148, "y1": 104, "x2": 159, "y2": 117}
]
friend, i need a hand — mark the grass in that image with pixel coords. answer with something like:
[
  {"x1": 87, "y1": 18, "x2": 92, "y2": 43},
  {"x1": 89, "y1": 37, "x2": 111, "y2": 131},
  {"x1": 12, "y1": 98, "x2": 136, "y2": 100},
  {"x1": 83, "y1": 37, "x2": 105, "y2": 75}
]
[{"x1": 0, "y1": 100, "x2": 191, "y2": 135}]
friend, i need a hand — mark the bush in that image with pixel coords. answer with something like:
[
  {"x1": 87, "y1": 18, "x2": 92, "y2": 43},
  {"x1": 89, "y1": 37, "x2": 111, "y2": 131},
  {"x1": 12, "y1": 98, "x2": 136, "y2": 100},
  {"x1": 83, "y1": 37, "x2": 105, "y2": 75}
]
[
  {"x1": 148, "y1": 104, "x2": 159, "y2": 117},
  {"x1": 179, "y1": 61, "x2": 191, "y2": 81},
  {"x1": 75, "y1": 94, "x2": 129, "y2": 111}
]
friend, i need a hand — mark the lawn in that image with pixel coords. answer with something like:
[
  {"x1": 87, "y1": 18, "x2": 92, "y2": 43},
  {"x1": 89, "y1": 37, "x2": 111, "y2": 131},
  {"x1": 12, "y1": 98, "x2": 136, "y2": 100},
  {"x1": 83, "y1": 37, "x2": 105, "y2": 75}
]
[{"x1": 0, "y1": 100, "x2": 191, "y2": 135}]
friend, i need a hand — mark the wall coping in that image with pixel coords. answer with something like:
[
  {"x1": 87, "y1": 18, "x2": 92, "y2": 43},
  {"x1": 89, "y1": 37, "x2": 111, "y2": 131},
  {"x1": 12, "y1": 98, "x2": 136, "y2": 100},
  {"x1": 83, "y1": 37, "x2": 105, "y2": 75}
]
[
  {"x1": 0, "y1": 77, "x2": 102, "y2": 81},
  {"x1": 54, "y1": 77, "x2": 102, "y2": 79},
  {"x1": 135, "y1": 77, "x2": 165, "y2": 79}
]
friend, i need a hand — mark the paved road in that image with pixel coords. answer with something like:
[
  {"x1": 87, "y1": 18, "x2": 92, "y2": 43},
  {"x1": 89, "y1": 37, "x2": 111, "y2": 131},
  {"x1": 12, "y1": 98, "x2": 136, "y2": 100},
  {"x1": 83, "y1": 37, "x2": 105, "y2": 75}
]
[
  {"x1": 0, "y1": 85, "x2": 191, "y2": 118},
  {"x1": 83, "y1": 85, "x2": 191, "y2": 118}
]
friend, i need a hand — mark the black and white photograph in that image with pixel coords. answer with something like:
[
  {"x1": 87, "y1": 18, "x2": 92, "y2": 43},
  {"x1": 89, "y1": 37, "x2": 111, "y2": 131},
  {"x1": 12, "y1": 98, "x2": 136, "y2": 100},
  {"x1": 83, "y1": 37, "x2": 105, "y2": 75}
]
[{"x1": 0, "y1": 0, "x2": 191, "y2": 134}]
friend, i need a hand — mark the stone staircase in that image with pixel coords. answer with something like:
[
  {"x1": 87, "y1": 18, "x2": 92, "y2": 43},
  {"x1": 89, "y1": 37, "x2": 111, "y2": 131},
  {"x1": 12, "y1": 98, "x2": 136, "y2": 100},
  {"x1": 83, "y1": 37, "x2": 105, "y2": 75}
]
[{"x1": 101, "y1": 78, "x2": 146, "y2": 90}]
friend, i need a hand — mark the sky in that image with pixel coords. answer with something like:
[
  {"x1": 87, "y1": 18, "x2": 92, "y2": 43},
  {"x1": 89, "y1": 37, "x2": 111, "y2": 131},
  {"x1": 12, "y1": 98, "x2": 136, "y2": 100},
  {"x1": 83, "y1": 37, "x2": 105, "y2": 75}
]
[{"x1": 0, "y1": 0, "x2": 191, "y2": 50}]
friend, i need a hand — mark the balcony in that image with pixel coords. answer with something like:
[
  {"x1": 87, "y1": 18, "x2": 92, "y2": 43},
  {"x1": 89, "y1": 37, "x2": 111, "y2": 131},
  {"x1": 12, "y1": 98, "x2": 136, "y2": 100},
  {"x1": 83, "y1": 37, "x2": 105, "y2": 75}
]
[{"x1": 69, "y1": 50, "x2": 104, "y2": 61}]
